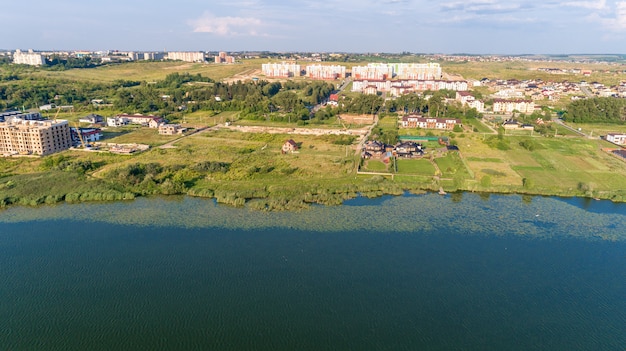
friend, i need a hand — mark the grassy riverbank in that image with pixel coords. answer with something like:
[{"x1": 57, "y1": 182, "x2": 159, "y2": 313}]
[{"x1": 2, "y1": 121, "x2": 626, "y2": 211}]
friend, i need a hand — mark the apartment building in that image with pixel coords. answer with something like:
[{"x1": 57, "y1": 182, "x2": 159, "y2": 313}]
[
  {"x1": 492, "y1": 99, "x2": 535, "y2": 114},
  {"x1": 215, "y1": 52, "x2": 235, "y2": 64},
  {"x1": 391, "y1": 63, "x2": 442, "y2": 80},
  {"x1": 305, "y1": 64, "x2": 346, "y2": 80},
  {"x1": 351, "y1": 63, "x2": 393, "y2": 80},
  {"x1": 0, "y1": 119, "x2": 71, "y2": 156},
  {"x1": 0, "y1": 110, "x2": 43, "y2": 123},
  {"x1": 166, "y1": 51, "x2": 205, "y2": 63},
  {"x1": 353, "y1": 79, "x2": 468, "y2": 94},
  {"x1": 12, "y1": 49, "x2": 45, "y2": 66},
  {"x1": 456, "y1": 91, "x2": 484, "y2": 112},
  {"x1": 401, "y1": 115, "x2": 462, "y2": 130},
  {"x1": 262, "y1": 62, "x2": 301, "y2": 78}
]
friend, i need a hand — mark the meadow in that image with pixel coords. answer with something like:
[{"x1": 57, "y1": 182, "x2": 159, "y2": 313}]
[{"x1": 3, "y1": 59, "x2": 626, "y2": 210}]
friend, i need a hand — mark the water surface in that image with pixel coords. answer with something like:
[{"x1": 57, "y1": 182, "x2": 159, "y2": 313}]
[{"x1": 0, "y1": 194, "x2": 624, "y2": 350}]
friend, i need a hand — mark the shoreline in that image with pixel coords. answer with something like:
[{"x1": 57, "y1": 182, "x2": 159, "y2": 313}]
[{"x1": 2, "y1": 176, "x2": 625, "y2": 212}]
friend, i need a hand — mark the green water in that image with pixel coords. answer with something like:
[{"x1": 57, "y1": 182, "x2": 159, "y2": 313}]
[{"x1": 0, "y1": 194, "x2": 624, "y2": 350}]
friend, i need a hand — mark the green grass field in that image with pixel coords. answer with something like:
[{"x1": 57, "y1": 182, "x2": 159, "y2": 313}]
[
  {"x1": 362, "y1": 160, "x2": 389, "y2": 172},
  {"x1": 397, "y1": 159, "x2": 436, "y2": 175},
  {"x1": 29, "y1": 60, "x2": 265, "y2": 83},
  {"x1": 465, "y1": 118, "x2": 495, "y2": 133}
]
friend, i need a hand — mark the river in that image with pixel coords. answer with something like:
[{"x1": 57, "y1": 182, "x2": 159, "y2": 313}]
[{"x1": 0, "y1": 193, "x2": 624, "y2": 350}]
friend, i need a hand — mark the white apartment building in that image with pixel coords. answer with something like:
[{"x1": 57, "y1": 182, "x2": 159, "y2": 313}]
[
  {"x1": 305, "y1": 64, "x2": 346, "y2": 79},
  {"x1": 456, "y1": 91, "x2": 484, "y2": 112},
  {"x1": 353, "y1": 79, "x2": 468, "y2": 94},
  {"x1": 262, "y1": 62, "x2": 301, "y2": 78},
  {"x1": 166, "y1": 51, "x2": 205, "y2": 63},
  {"x1": 492, "y1": 99, "x2": 535, "y2": 114},
  {"x1": 0, "y1": 119, "x2": 71, "y2": 156},
  {"x1": 352, "y1": 63, "x2": 393, "y2": 80},
  {"x1": 13, "y1": 49, "x2": 45, "y2": 66},
  {"x1": 391, "y1": 63, "x2": 442, "y2": 80}
]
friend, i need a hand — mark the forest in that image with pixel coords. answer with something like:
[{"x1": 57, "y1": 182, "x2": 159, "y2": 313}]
[{"x1": 564, "y1": 97, "x2": 626, "y2": 123}]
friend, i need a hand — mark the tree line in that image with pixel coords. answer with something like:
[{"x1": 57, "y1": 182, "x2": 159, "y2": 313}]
[{"x1": 565, "y1": 97, "x2": 626, "y2": 123}]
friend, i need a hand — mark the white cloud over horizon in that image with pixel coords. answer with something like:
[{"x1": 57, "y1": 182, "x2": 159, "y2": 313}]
[{"x1": 188, "y1": 12, "x2": 266, "y2": 36}]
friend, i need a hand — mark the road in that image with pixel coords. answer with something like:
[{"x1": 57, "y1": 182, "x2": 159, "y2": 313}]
[
  {"x1": 580, "y1": 85, "x2": 594, "y2": 98},
  {"x1": 158, "y1": 125, "x2": 214, "y2": 148},
  {"x1": 553, "y1": 118, "x2": 589, "y2": 138}
]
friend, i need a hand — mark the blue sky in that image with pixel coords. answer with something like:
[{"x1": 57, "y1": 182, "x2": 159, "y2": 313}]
[{"x1": 2, "y1": 0, "x2": 626, "y2": 54}]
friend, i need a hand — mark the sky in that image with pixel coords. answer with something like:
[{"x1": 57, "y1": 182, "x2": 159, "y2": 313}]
[{"x1": 2, "y1": 0, "x2": 626, "y2": 54}]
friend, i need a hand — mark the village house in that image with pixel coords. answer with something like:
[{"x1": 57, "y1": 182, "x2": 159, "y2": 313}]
[
  {"x1": 107, "y1": 116, "x2": 128, "y2": 127},
  {"x1": 78, "y1": 114, "x2": 104, "y2": 125},
  {"x1": 394, "y1": 141, "x2": 424, "y2": 158},
  {"x1": 158, "y1": 124, "x2": 186, "y2": 135},
  {"x1": 502, "y1": 119, "x2": 520, "y2": 130},
  {"x1": 281, "y1": 139, "x2": 299, "y2": 154},
  {"x1": 70, "y1": 127, "x2": 103, "y2": 145},
  {"x1": 363, "y1": 140, "x2": 385, "y2": 155},
  {"x1": 108, "y1": 114, "x2": 166, "y2": 128},
  {"x1": 606, "y1": 133, "x2": 626, "y2": 145},
  {"x1": 401, "y1": 114, "x2": 462, "y2": 130}
]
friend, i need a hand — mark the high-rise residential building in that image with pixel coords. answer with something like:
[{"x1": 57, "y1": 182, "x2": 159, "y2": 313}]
[
  {"x1": 0, "y1": 119, "x2": 71, "y2": 156},
  {"x1": 12, "y1": 49, "x2": 45, "y2": 66},
  {"x1": 391, "y1": 63, "x2": 442, "y2": 80},
  {"x1": 262, "y1": 62, "x2": 301, "y2": 78},
  {"x1": 351, "y1": 63, "x2": 393, "y2": 80},
  {"x1": 215, "y1": 51, "x2": 235, "y2": 64},
  {"x1": 143, "y1": 52, "x2": 166, "y2": 61},
  {"x1": 305, "y1": 64, "x2": 346, "y2": 80},
  {"x1": 166, "y1": 51, "x2": 205, "y2": 63}
]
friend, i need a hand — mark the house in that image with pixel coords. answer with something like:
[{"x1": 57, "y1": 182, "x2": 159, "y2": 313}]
[
  {"x1": 282, "y1": 139, "x2": 299, "y2": 153},
  {"x1": 158, "y1": 124, "x2": 186, "y2": 135},
  {"x1": 71, "y1": 127, "x2": 102, "y2": 145},
  {"x1": 39, "y1": 104, "x2": 57, "y2": 111},
  {"x1": 606, "y1": 133, "x2": 626, "y2": 145},
  {"x1": 79, "y1": 114, "x2": 104, "y2": 124},
  {"x1": 115, "y1": 114, "x2": 165, "y2": 127},
  {"x1": 107, "y1": 117, "x2": 128, "y2": 127},
  {"x1": 148, "y1": 118, "x2": 164, "y2": 129},
  {"x1": 394, "y1": 141, "x2": 424, "y2": 158},
  {"x1": 503, "y1": 119, "x2": 520, "y2": 129},
  {"x1": 364, "y1": 140, "x2": 385, "y2": 154}
]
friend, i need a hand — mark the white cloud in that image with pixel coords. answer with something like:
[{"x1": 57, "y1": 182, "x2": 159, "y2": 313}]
[
  {"x1": 188, "y1": 12, "x2": 265, "y2": 36},
  {"x1": 597, "y1": 1, "x2": 626, "y2": 30},
  {"x1": 562, "y1": 0, "x2": 607, "y2": 10}
]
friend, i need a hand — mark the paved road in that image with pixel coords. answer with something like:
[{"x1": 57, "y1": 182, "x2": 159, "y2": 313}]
[
  {"x1": 553, "y1": 118, "x2": 590, "y2": 138},
  {"x1": 580, "y1": 85, "x2": 594, "y2": 98}
]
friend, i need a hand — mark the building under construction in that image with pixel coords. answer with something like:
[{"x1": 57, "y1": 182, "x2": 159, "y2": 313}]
[{"x1": 0, "y1": 119, "x2": 72, "y2": 156}]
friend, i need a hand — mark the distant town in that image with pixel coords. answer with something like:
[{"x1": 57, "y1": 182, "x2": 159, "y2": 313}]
[{"x1": 2, "y1": 49, "x2": 626, "y2": 158}]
